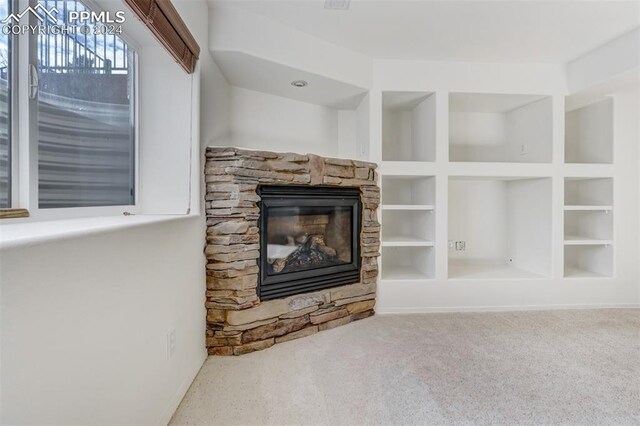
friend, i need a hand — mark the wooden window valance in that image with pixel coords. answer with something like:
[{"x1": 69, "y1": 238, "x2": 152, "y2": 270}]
[{"x1": 124, "y1": 0, "x2": 201, "y2": 73}]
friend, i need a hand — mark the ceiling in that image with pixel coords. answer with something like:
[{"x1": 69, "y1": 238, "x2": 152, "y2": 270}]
[{"x1": 208, "y1": 0, "x2": 640, "y2": 64}]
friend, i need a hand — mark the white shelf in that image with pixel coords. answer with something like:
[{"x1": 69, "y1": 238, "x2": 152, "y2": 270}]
[
  {"x1": 382, "y1": 236, "x2": 434, "y2": 247},
  {"x1": 448, "y1": 260, "x2": 546, "y2": 280},
  {"x1": 565, "y1": 205, "x2": 612, "y2": 211},
  {"x1": 382, "y1": 204, "x2": 435, "y2": 211},
  {"x1": 564, "y1": 267, "x2": 610, "y2": 279},
  {"x1": 564, "y1": 236, "x2": 612, "y2": 246},
  {"x1": 381, "y1": 265, "x2": 433, "y2": 281}
]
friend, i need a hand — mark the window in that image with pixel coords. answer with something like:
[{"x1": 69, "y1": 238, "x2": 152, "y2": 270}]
[
  {"x1": 0, "y1": 0, "x2": 11, "y2": 208},
  {"x1": 0, "y1": 0, "x2": 136, "y2": 214},
  {"x1": 37, "y1": 0, "x2": 135, "y2": 208}
]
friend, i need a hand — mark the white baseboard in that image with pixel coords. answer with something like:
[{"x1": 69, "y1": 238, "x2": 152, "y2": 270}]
[
  {"x1": 376, "y1": 303, "x2": 640, "y2": 314},
  {"x1": 157, "y1": 351, "x2": 208, "y2": 426}
]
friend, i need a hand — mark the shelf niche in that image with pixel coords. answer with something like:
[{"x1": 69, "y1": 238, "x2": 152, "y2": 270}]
[
  {"x1": 382, "y1": 246, "x2": 435, "y2": 280},
  {"x1": 382, "y1": 210, "x2": 435, "y2": 246},
  {"x1": 449, "y1": 93, "x2": 552, "y2": 163},
  {"x1": 382, "y1": 92, "x2": 436, "y2": 162},
  {"x1": 564, "y1": 178, "x2": 613, "y2": 206},
  {"x1": 448, "y1": 177, "x2": 552, "y2": 279},
  {"x1": 381, "y1": 176, "x2": 435, "y2": 206},
  {"x1": 564, "y1": 210, "x2": 612, "y2": 243},
  {"x1": 565, "y1": 245, "x2": 613, "y2": 278},
  {"x1": 565, "y1": 98, "x2": 613, "y2": 164}
]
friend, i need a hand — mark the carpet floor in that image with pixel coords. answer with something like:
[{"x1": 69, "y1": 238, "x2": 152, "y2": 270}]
[{"x1": 170, "y1": 309, "x2": 640, "y2": 425}]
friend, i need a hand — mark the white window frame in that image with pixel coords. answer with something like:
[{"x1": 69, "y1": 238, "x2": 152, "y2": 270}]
[{"x1": 6, "y1": 0, "x2": 141, "y2": 221}]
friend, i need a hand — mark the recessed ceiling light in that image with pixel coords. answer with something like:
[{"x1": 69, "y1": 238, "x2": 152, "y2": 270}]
[
  {"x1": 324, "y1": 0, "x2": 350, "y2": 10},
  {"x1": 291, "y1": 80, "x2": 308, "y2": 88}
]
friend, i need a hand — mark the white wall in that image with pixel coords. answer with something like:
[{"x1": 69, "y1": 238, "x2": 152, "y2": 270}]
[
  {"x1": 0, "y1": 217, "x2": 205, "y2": 425},
  {"x1": 226, "y1": 86, "x2": 340, "y2": 156}
]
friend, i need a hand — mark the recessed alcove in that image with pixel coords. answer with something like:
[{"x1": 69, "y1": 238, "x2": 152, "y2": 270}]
[
  {"x1": 382, "y1": 247, "x2": 435, "y2": 280},
  {"x1": 448, "y1": 176, "x2": 552, "y2": 279},
  {"x1": 382, "y1": 92, "x2": 436, "y2": 162},
  {"x1": 564, "y1": 211, "x2": 613, "y2": 244},
  {"x1": 565, "y1": 245, "x2": 613, "y2": 278},
  {"x1": 212, "y1": 50, "x2": 371, "y2": 159},
  {"x1": 381, "y1": 176, "x2": 435, "y2": 207},
  {"x1": 449, "y1": 93, "x2": 553, "y2": 163},
  {"x1": 565, "y1": 177, "x2": 613, "y2": 207},
  {"x1": 565, "y1": 98, "x2": 613, "y2": 164}
]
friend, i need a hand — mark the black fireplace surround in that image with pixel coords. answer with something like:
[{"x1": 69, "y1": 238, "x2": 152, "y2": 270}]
[{"x1": 258, "y1": 185, "x2": 361, "y2": 300}]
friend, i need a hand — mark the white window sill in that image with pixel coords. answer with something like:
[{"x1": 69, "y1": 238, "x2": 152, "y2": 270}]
[{"x1": 0, "y1": 214, "x2": 200, "y2": 250}]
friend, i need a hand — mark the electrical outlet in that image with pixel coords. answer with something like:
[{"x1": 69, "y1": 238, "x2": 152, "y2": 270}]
[
  {"x1": 455, "y1": 241, "x2": 466, "y2": 251},
  {"x1": 167, "y1": 329, "x2": 176, "y2": 359}
]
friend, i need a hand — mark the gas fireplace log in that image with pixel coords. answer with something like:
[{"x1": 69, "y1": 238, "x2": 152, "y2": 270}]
[{"x1": 270, "y1": 234, "x2": 340, "y2": 273}]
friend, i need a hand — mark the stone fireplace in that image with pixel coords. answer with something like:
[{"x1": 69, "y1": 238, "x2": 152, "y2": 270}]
[{"x1": 205, "y1": 147, "x2": 380, "y2": 355}]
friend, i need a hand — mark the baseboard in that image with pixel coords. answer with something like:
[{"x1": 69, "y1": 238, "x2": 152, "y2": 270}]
[
  {"x1": 157, "y1": 351, "x2": 208, "y2": 426},
  {"x1": 375, "y1": 303, "x2": 640, "y2": 314}
]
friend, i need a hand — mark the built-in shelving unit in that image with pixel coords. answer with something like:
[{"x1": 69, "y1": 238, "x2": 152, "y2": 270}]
[
  {"x1": 449, "y1": 93, "x2": 552, "y2": 163},
  {"x1": 381, "y1": 175, "x2": 435, "y2": 280},
  {"x1": 448, "y1": 177, "x2": 552, "y2": 279},
  {"x1": 563, "y1": 177, "x2": 613, "y2": 277},
  {"x1": 382, "y1": 92, "x2": 436, "y2": 162},
  {"x1": 565, "y1": 98, "x2": 613, "y2": 164},
  {"x1": 377, "y1": 90, "x2": 618, "y2": 287}
]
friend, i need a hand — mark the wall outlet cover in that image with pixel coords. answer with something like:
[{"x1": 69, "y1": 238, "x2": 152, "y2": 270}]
[{"x1": 167, "y1": 329, "x2": 176, "y2": 359}]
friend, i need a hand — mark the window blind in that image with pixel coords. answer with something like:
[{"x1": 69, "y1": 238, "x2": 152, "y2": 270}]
[{"x1": 123, "y1": 0, "x2": 200, "y2": 73}]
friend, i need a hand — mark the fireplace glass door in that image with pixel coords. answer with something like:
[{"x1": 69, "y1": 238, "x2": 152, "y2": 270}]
[{"x1": 259, "y1": 186, "x2": 361, "y2": 300}]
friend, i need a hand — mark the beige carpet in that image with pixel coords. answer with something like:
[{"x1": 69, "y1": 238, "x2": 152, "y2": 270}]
[{"x1": 171, "y1": 309, "x2": 640, "y2": 425}]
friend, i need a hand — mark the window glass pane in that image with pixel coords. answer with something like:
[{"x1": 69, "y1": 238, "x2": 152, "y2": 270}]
[
  {"x1": 0, "y1": 0, "x2": 10, "y2": 208},
  {"x1": 38, "y1": 0, "x2": 135, "y2": 208}
]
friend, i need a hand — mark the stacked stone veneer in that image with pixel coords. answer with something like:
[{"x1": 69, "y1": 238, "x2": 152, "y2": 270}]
[{"x1": 205, "y1": 147, "x2": 380, "y2": 355}]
